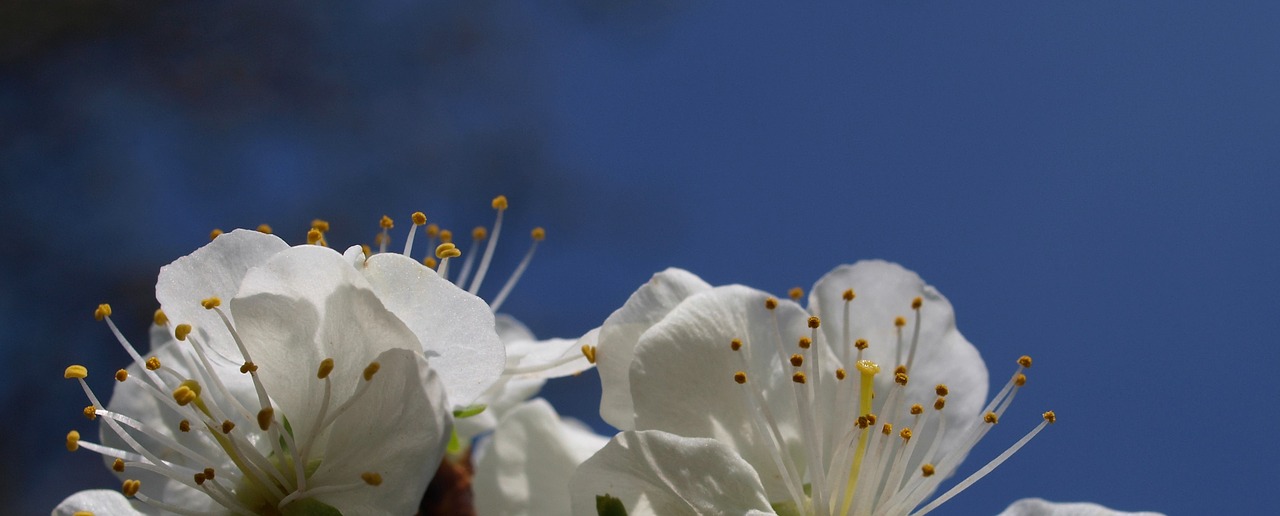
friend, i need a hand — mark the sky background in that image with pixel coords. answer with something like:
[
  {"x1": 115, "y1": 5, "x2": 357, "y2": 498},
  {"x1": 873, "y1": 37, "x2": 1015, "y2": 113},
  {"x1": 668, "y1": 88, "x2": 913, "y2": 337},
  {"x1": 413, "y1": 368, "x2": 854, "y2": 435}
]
[{"x1": 4, "y1": 1, "x2": 1277, "y2": 514}]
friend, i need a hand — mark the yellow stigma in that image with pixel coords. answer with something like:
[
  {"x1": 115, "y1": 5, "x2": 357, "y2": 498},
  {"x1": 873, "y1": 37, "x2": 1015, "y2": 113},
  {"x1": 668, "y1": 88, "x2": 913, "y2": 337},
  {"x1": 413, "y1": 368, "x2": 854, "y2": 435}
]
[
  {"x1": 472, "y1": 226, "x2": 488, "y2": 240},
  {"x1": 764, "y1": 297, "x2": 778, "y2": 310},
  {"x1": 83, "y1": 405, "x2": 97, "y2": 420},
  {"x1": 153, "y1": 309, "x2": 168, "y2": 326},
  {"x1": 209, "y1": 228, "x2": 223, "y2": 240},
  {"x1": 380, "y1": 215, "x2": 394, "y2": 229},
  {"x1": 1014, "y1": 373, "x2": 1027, "y2": 387},
  {"x1": 240, "y1": 361, "x2": 258, "y2": 374},
  {"x1": 1018, "y1": 355, "x2": 1033, "y2": 368},
  {"x1": 307, "y1": 229, "x2": 323, "y2": 245},
  {"x1": 730, "y1": 338, "x2": 742, "y2": 351},
  {"x1": 425, "y1": 223, "x2": 440, "y2": 237},
  {"x1": 411, "y1": 212, "x2": 427, "y2": 225},
  {"x1": 439, "y1": 229, "x2": 453, "y2": 243},
  {"x1": 256, "y1": 224, "x2": 273, "y2": 234},
  {"x1": 145, "y1": 357, "x2": 160, "y2": 371},
  {"x1": 856, "y1": 359, "x2": 881, "y2": 376},
  {"x1": 491, "y1": 195, "x2": 509, "y2": 210},
  {"x1": 792, "y1": 372, "x2": 807, "y2": 384},
  {"x1": 363, "y1": 361, "x2": 381, "y2": 381},
  {"x1": 64, "y1": 365, "x2": 88, "y2": 379},
  {"x1": 1043, "y1": 410, "x2": 1057, "y2": 423},
  {"x1": 317, "y1": 358, "x2": 335, "y2": 379},
  {"x1": 935, "y1": 384, "x2": 949, "y2": 396},
  {"x1": 175, "y1": 324, "x2": 192, "y2": 341},
  {"x1": 835, "y1": 368, "x2": 847, "y2": 380},
  {"x1": 122, "y1": 479, "x2": 141, "y2": 498},
  {"x1": 435, "y1": 242, "x2": 461, "y2": 259},
  {"x1": 112, "y1": 458, "x2": 125, "y2": 472},
  {"x1": 912, "y1": 296, "x2": 923, "y2": 309},
  {"x1": 93, "y1": 304, "x2": 112, "y2": 321},
  {"x1": 798, "y1": 336, "x2": 812, "y2": 349},
  {"x1": 855, "y1": 338, "x2": 868, "y2": 350},
  {"x1": 531, "y1": 227, "x2": 546, "y2": 241},
  {"x1": 788, "y1": 287, "x2": 804, "y2": 300},
  {"x1": 200, "y1": 297, "x2": 221, "y2": 309},
  {"x1": 581, "y1": 345, "x2": 597, "y2": 364},
  {"x1": 257, "y1": 408, "x2": 274, "y2": 431},
  {"x1": 66, "y1": 430, "x2": 80, "y2": 451},
  {"x1": 894, "y1": 316, "x2": 907, "y2": 328},
  {"x1": 921, "y1": 464, "x2": 936, "y2": 477},
  {"x1": 984, "y1": 412, "x2": 999, "y2": 424},
  {"x1": 789, "y1": 354, "x2": 804, "y2": 367},
  {"x1": 114, "y1": 369, "x2": 128, "y2": 382},
  {"x1": 179, "y1": 420, "x2": 191, "y2": 432},
  {"x1": 910, "y1": 404, "x2": 924, "y2": 415},
  {"x1": 843, "y1": 288, "x2": 855, "y2": 301},
  {"x1": 311, "y1": 219, "x2": 331, "y2": 232},
  {"x1": 423, "y1": 257, "x2": 437, "y2": 268},
  {"x1": 361, "y1": 472, "x2": 383, "y2": 486},
  {"x1": 807, "y1": 316, "x2": 821, "y2": 328},
  {"x1": 221, "y1": 419, "x2": 235, "y2": 434},
  {"x1": 734, "y1": 371, "x2": 748, "y2": 384}
]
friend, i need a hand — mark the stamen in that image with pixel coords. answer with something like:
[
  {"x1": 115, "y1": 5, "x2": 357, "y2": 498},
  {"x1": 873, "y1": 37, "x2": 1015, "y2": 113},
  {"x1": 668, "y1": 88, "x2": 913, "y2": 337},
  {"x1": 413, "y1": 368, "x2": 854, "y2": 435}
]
[
  {"x1": 489, "y1": 227, "x2": 545, "y2": 312},
  {"x1": 789, "y1": 287, "x2": 804, "y2": 301},
  {"x1": 468, "y1": 195, "x2": 508, "y2": 296},
  {"x1": 581, "y1": 345, "x2": 597, "y2": 364},
  {"x1": 728, "y1": 346, "x2": 806, "y2": 511},
  {"x1": 312, "y1": 219, "x2": 330, "y2": 232},
  {"x1": 403, "y1": 211, "x2": 427, "y2": 256},
  {"x1": 66, "y1": 430, "x2": 80, "y2": 451},
  {"x1": 154, "y1": 309, "x2": 168, "y2": 326},
  {"x1": 308, "y1": 229, "x2": 323, "y2": 245},
  {"x1": 905, "y1": 298, "x2": 924, "y2": 371},
  {"x1": 257, "y1": 408, "x2": 274, "y2": 431},
  {"x1": 363, "y1": 361, "x2": 381, "y2": 381},
  {"x1": 83, "y1": 405, "x2": 97, "y2": 420},
  {"x1": 435, "y1": 243, "x2": 461, "y2": 280},
  {"x1": 256, "y1": 224, "x2": 273, "y2": 235},
  {"x1": 730, "y1": 339, "x2": 743, "y2": 351},
  {"x1": 452, "y1": 226, "x2": 486, "y2": 288},
  {"x1": 146, "y1": 357, "x2": 161, "y2": 371},
  {"x1": 361, "y1": 472, "x2": 383, "y2": 486},
  {"x1": 209, "y1": 229, "x2": 223, "y2": 240},
  {"x1": 113, "y1": 458, "x2": 125, "y2": 472},
  {"x1": 65, "y1": 365, "x2": 88, "y2": 379},
  {"x1": 122, "y1": 479, "x2": 141, "y2": 497}
]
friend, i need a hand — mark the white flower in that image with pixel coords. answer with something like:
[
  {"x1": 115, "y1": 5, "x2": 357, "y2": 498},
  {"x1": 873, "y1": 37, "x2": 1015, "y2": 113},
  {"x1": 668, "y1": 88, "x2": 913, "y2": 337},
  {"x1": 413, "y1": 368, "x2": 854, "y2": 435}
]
[
  {"x1": 57, "y1": 231, "x2": 486, "y2": 514},
  {"x1": 998, "y1": 498, "x2": 1166, "y2": 516},
  {"x1": 472, "y1": 399, "x2": 610, "y2": 515},
  {"x1": 572, "y1": 261, "x2": 1055, "y2": 516}
]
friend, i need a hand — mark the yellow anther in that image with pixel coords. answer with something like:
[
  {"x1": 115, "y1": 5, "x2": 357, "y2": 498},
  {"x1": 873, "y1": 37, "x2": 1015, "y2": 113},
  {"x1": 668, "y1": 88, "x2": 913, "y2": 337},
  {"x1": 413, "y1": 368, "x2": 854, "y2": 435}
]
[
  {"x1": 531, "y1": 227, "x2": 546, "y2": 241},
  {"x1": 856, "y1": 416, "x2": 870, "y2": 429},
  {"x1": 921, "y1": 464, "x2": 936, "y2": 477},
  {"x1": 112, "y1": 458, "x2": 125, "y2": 472},
  {"x1": 912, "y1": 296, "x2": 923, "y2": 309},
  {"x1": 1014, "y1": 373, "x2": 1027, "y2": 387},
  {"x1": 910, "y1": 404, "x2": 924, "y2": 415},
  {"x1": 835, "y1": 368, "x2": 847, "y2": 380},
  {"x1": 363, "y1": 361, "x2": 381, "y2": 381},
  {"x1": 94, "y1": 304, "x2": 112, "y2": 321},
  {"x1": 200, "y1": 297, "x2": 221, "y2": 309},
  {"x1": 843, "y1": 288, "x2": 855, "y2": 301},
  {"x1": 1043, "y1": 411, "x2": 1057, "y2": 423},
  {"x1": 380, "y1": 215, "x2": 394, "y2": 229},
  {"x1": 307, "y1": 229, "x2": 323, "y2": 245},
  {"x1": 491, "y1": 195, "x2": 509, "y2": 210},
  {"x1": 895, "y1": 365, "x2": 908, "y2": 375},
  {"x1": 73, "y1": 512, "x2": 92, "y2": 516},
  {"x1": 175, "y1": 324, "x2": 192, "y2": 341},
  {"x1": 798, "y1": 336, "x2": 812, "y2": 349},
  {"x1": 581, "y1": 345, "x2": 597, "y2": 364},
  {"x1": 179, "y1": 420, "x2": 191, "y2": 432},
  {"x1": 789, "y1": 354, "x2": 804, "y2": 367},
  {"x1": 900, "y1": 427, "x2": 913, "y2": 441},
  {"x1": 807, "y1": 316, "x2": 821, "y2": 328},
  {"x1": 64, "y1": 365, "x2": 88, "y2": 379},
  {"x1": 361, "y1": 244, "x2": 372, "y2": 258},
  {"x1": 425, "y1": 223, "x2": 440, "y2": 237},
  {"x1": 855, "y1": 359, "x2": 881, "y2": 376},
  {"x1": 317, "y1": 358, "x2": 335, "y2": 379},
  {"x1": 122, "y1": 479, "x2": 141, "y2": 498},
  {"x1": 935, "y1": 384, "x2": 949, "y2": 397},
  {"x1": 256, "y1": 224, "x2": 273, "y2": 234},
  {"x1": 423, "y1": 257, "x2": 437, "y2": 268},
  {"x1": 854, "y1": 339, "x2": 868, "y2": 350},
  {"x1": 895, "y1": 372, "x2": 909, "y2": 385},
  {"x1": 361, "y1": 472, "x2": 383, "y2": 486},
  {"x1": 114, "y1": 369, "x2": 128, "y2": 382},
  {"x1": 153, "y1": 309, "x2": 168, "y2": 326},
  {"x1": 411, "y1": 212, "x2": 427, "y2": 225},
  {"x1": 734, "y1": 371, "x2": 748, "y2": 384},
  {"x1": 439, "y1": 229, "x2": 453, "y2": 243},
  {"x1": 311, "y1": 219, "x2": 331, "y2": 232},
  {"x1": 66, "y1": 430, "x2": 80, "y2": 451},
  {"x1": 894, "y1": 316, "x2": 907, "y2": 328},
  {"x1": 209, "y1": 228, "x2": 224, "y2": 241},
  {"x1": 1018, "y1": 355, "x2": 1033, "y2": 368},
  {"x1": 435, "y1": 242, "x2": 461, "y2": 259},
  {"x1": 934, "y1": 397, "x2": 946, "y2": 411},
  {"x1": 173, "y1": 386, "x2": 197, "y2": 406},
  {"x1": 257, "y1": 408, "x2": 274, "y2": 431},
  {"x1": 83, "y1": 405, "x2": 97, "y2": 420},
  {"x1": 788, "y1": 287, "x2": 804, "y2": 300},
  {"x1": 240, "y1": 361, "x2": 258, "y2": 374},
  {"x1": 730, "y1": 339, "x2": 742, "y2": 351},
  {"x1": 865, "y1": 413, "x2": 877, "y2": 425},
  {"x1": 882, "y1": 423, "x2": 893, "y2": 435},
  {"x1": 194, "y1": 472, "x2": 206, "y2": 485},
  {"x1": 204, "y1": 467, "x2": 215, "y2": 479},
  {"x1": 374, "y1": 233, "x2": 386, "y2": 246},
  {"x1": 145, "y1": 357, "x2": 161, "y2": 371},
  {"x1": 472, "y1": 226, "x2": 488, "y2": 240},
  {"x1": 764, "y1": 297, "x2": 778, "y2": 310},
  {"x1": 983, "y1": 412, "x2": 999, "y2": 424},
  {"x1": 792, "y1": 372, "x2": 807, "y2": 384},
  {"x1": 221, "y1": 419, "x2": 235, "y2": 434}
]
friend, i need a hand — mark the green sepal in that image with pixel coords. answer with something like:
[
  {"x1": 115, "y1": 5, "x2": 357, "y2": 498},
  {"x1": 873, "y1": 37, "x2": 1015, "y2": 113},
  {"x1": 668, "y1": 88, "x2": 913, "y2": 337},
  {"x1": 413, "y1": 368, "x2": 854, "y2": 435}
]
[
  {"x1": 596, "y1": 494, "x2": 627, "y2": 516},
  {"x1": 769, "y1": 484, "x2": 810, "y2": 516},
  {"x1": 452, "y1": 404, "x2": 487, "y2": 418},
  {"x1": 446, "y1": 429, "x2": 462, "y2": 454},
  {"x1": 281, "y1": 497, "x2": 343, "y2": 516}
]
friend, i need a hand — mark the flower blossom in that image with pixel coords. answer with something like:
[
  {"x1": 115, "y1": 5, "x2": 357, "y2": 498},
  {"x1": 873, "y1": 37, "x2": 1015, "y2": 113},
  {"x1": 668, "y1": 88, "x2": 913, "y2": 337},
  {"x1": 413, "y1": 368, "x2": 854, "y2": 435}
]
[
  {"x1": 998, "y1": 498, "x2": 1165, "y2": 516},
  {"x1": 571, "y1": 261, "x2": 1055, "y2": 515},
  {"x1": 55, "y1": 223, "x2": 511, "y2": 514}
]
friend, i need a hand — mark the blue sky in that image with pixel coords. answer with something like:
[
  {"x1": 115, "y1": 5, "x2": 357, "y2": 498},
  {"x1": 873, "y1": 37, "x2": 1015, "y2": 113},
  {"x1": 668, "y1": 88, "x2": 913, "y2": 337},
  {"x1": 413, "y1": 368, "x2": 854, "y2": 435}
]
[{"x1": 3, "y1": 1, "x2": 1275, "y2": 513}]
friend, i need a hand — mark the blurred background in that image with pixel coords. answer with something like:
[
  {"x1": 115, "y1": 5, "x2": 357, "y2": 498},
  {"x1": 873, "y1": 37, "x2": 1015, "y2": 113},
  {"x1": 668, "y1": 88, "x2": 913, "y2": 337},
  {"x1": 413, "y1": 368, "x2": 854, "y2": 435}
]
[{"x1": 4, "y1": 0, "x2": 1277, "y2": 514}]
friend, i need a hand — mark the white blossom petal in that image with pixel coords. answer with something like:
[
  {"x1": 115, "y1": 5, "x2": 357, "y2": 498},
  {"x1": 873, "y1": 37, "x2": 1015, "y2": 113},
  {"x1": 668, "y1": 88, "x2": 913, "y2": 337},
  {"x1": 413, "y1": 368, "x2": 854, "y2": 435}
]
[
  {"x1": 998, "y1": 498, "x2": 1166, "y2": 516},
  {"x1": 569, "y1": 430, "x2": 775, "y2": 516},
  {"x1": 53, "y1": 489, "x2": 147, "y2": 516},
  {"x1": 596, "y1": 268, "x2": 712, "y2": 430}
]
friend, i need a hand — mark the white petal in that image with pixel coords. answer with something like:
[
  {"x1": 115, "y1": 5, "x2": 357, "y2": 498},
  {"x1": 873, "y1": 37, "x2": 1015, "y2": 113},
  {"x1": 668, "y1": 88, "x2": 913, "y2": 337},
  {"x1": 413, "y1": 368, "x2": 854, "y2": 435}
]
[
  {"x1": 455, "y1": 376, "x2": 544, "y2": 443},
  {"x1": 52, "y1": 489, "x2": 148, "y2": 516},
  {"x1": 629, "y1": 285, "x2": 819, "y2": 503},
  {"x1": 474, "y1": 399, "x2": 609, "y2": 516},
  {"x1": 998, "y1": 498, "x2": 1167, "y2": 516},
  {"x1": 809, "y1": 260, "x2": 988, "y2": 468},
  {"x1": 308, "y1": 348, "x2": 452, "y2": 515},
  {"x1": 569, "y1": 430, "x2": 774, "y2": 516},
  {"x1": 596, "y1": 268, "x2": 711, "y2": 430},
  {"x1": 357, "y1": 252, "x2": 505, "y2": 407},
  {"x1": 155, "y1": 229, "x2": 288, "y2": 357}
]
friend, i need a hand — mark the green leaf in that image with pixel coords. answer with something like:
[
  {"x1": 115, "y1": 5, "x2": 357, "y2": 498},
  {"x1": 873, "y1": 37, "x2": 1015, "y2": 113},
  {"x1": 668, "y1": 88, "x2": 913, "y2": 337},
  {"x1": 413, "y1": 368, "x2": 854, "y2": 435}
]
[
  {"x1": 281, "y1": 498, "x2": 343, "y2": 516},
  {"x1": 452, "y1": 404, "x2": 487, "y2": 418},
  {"x1": 596, "y1": 494, "x2": 628, "y2": 516}
]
